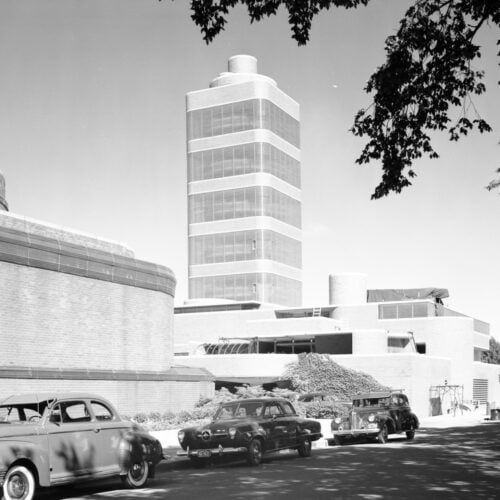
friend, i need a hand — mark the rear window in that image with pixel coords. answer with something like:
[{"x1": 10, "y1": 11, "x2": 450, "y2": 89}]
[{"x1": 353, "y1": 398, "x2": 389, "y2": 408}]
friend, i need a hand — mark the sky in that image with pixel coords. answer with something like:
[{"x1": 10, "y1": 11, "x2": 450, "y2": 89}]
[{"x1": 0, "y1": 0, "x2": 499, "y2": 336}]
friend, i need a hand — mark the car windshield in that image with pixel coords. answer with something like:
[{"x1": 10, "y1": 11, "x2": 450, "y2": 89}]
[
  {"x1": 0, "y1": 401, "x2": 50, "y2": 423},
  {"x1": 214, "y1": 401, "x2": 265, "y2": 420},
  {"x1": 353, "y1": 397, "x2": 389, "y2": 408}
]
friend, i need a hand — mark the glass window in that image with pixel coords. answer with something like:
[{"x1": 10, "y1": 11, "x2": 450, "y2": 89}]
[
  {"x1": 213, "y1": 276, "x2": 223, "y2": 298},
  {"x1": 398, "y1": 304, "x2": 413, "y2": 318},
  {"x1": 221, "y1": 190, "x2": 232, "y2": 219},
  {"x1": 223, "y1": 147, "x2": 233, "y2": 177},
  {"x1": 52, "y1": 401, "x2": 91, "y2": 424},
  {"x1": 413, "y1": 302, "x2": 430, "y2": 317},
  {"x1": 91, "y1": 401, "x2": 114, "y2": 421},
  {"x1": 233, "y1": 145, "x2": 245, "y2": 176},
  {"x1": 221, "y1": 104, "x2": 232, "y2": 134},
  {"x1": 380, "y1": 304, "x2": 397, "y2": 319},
  {"x1": 224, "y1": 233, "x2": 234, "y2": 262},
  {"x1": 264, "y1": 403, "x2": 282, "y2": 417},
  {"x1": 187, "y1": 99, "x2": 300, "y2": 147},
  {"x1": 234, "y1": 189, "x2": 245, "y2": 218},
  {"x1": 232, "y1": 101, "x2": 243, "y2": 132},
  {"x1": 189, "y1": 143, "x2": 300, "y2": 186},
  {"x1": 280, "y1": 402, "x2": 296, "y2": 415},
  {"x1": 213, "y1": 234, "x2": 225, "y2": 262},
  {"x1": 189, "y1": 273, "x2": 301, "y2": 305},
  {"x1": 212, "y1": 106, "x2": 222, "y2": 136}
]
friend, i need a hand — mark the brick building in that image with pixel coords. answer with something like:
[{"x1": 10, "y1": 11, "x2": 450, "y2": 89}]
[{"x1": 0, "y1": 171, "x2": 213, "y2": 414}]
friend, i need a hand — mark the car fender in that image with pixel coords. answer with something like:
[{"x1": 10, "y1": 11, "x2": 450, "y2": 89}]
[
  {"x1": 117, "y1": 429, "x2": 160, "y2": 475},
  {"x1": 250, "y1": 424, "x2": 267, "y2": 441},
  {"x1": 0, "y1": 439, "x2": 50, "y2": 486},
  {"x1": 378, "y1": 417, "x2": 396, "y2": 434},
  {"x1": 410, "y1": 413, "x2": 420, "y2": 429}
]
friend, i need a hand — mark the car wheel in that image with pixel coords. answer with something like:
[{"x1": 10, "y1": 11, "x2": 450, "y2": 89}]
[
  {"x1": 406, "y1": 422, "x2": 416, "y2": 440},
  {"x1": 334, "y1": 435, "x2": 344, "y2": 446},
  {"x1": 3, "y1": 465, "x2": 36, "y2": 500},
  {"x1": 297, "y1": 439, "x2": 312, "y2": 457},
  {"x1": 246, "y1": 439, "x2": 262, "y2": 466},
  {"x1": 377, "y1": 424, "x2": 389, "y2": 444},
  {"x1": 121, "y1": 459, "x2": 149, "y2": 488}
]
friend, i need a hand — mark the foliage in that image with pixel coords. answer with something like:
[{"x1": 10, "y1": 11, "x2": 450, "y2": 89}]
[
  {"x1": 186, "y1": 0, "x2": 500, "y2": 197},
  {"x1": 188, "y1": 0, "x2": 369, "y2": 46},
  {"x1": 295, "y1": 398, "x2": 351, "y2": 419},
  {"x1": 283, "y1": 352, "x2": 388, "y2": 399},
  {"x1": 483, "y1": 336, "x2": 500, "y2": 364},
  {"x1": 130, "y1": 354, "x2": 387, "y2": 429}
]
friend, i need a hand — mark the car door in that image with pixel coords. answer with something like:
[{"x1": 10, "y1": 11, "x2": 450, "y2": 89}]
[
  {"x1": 398, "y1": 395, "x2": 412, "y2": 430},
  {"x1": 388, "y1": 395, "x2": 403, "y2": 432},
  {"x1": 278, "y1": 401, "x2": 299, "y2": 446},
  {"x1": 262, "y1": 402, "x2": 294, "y2": 449},
  {"x1": 46, "y1": 400, "x2": 101, "y2": 483},
  {"x1": 88, "y1": 399, "x2": 127, "y2": 475}
]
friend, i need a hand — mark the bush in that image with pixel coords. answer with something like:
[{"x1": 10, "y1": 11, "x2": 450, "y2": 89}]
[
  {"x1": 283, "y1": 353, "x2": 388, "y2": 399},
  {"x1": 130, "y1": 353, "x2": 387, "y2": 430},
  {"x1": 295, "y1": 398, "x2": 351, "y2": 419}
]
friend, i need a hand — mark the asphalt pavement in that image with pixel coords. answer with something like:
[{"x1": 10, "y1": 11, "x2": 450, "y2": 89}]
[{"x1": 36, "y1": 420, "x2": 500, "y2": 500}]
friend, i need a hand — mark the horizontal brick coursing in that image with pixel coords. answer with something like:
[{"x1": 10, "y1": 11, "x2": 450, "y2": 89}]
[
  {"x1": 0, "y1": 224, "x2": 176, "y2": 296},
  {"x1": 0, "y1": 378, "x2": 215, "y2": 415},
  {"x1": 0, "y1": 261, "x2": 173, "y2": 372}
]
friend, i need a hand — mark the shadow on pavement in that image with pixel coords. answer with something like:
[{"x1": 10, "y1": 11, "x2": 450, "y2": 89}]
[{"x1": 36, "y1": 422, "x2": 500, "y2": 499}]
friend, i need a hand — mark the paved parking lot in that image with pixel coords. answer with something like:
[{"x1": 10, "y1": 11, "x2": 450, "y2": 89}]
[{"x1": 37, "y1": 421, "x2": 500, "y2": 499}]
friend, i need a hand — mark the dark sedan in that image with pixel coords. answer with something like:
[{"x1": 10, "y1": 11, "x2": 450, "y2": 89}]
[{"x1": 177, "y1": 398, "x2": 322, "y2": 466}]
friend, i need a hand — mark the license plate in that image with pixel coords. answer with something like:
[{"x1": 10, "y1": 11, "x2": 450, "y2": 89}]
[{"x1": 197, "y1": 450, "x2": 211, "y2": 458}]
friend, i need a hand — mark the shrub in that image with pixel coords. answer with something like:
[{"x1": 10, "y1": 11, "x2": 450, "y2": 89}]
[
  {"x1": 130, "y1": 353, "x2": 387, "y2": 430},
  {"x1": 283, "y1": 353, "x2": 388, "y2": 399}
]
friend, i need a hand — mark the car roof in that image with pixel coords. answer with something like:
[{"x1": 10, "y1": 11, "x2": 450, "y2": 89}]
[
  {"x1": 354, "y1": 391, "x2": 395, "y2": 400},
  {"x1": 221, "y1": 398, "x2": 289, "y2": 405},
  {"x1": 0, "y1": 392, "x2": 113, "y2": 406}
]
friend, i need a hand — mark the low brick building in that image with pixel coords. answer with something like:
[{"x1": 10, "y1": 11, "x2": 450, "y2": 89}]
[{"x1": 0, "y1": 171, "x2": 213, "y2": 414}]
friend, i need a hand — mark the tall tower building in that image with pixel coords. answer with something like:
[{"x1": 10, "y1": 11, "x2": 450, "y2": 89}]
[{"x1": 186, "y1": 55, "x2": 302, "y2": 306}]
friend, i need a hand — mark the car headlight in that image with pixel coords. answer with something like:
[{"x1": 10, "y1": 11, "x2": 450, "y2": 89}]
[
  {"x1": 177, "y1": 430, "x2": 185, "y2": 443},
  {"x1": 368, "y1": 414, "x2": 375, "y2": 422},
  {"x1": 334, "y1": 417, "x2": 342, "y2": 424},
  {"x1": 229, "y1": 427, "x2": 237, "y2": 439}
]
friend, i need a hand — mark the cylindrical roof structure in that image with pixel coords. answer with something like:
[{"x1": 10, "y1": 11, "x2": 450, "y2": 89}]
[
  {"x1": 228, "y1": 54, "x2": 257, "y2": 74},
  {"x1": 329, "y1": 273, "x2": 367, "y2": 305}
]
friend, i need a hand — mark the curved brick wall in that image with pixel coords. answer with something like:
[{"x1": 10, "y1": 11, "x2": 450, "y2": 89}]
[
  {"x1": 0, "y1": 211, "x2": 176, "y2": 372},
  {"x1": 0, "y1": 212, "x2": 216, "y2": 414}
]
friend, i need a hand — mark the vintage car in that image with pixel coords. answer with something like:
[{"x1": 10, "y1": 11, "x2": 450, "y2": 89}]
[
  {"x1": 330, "y1": 391, "x2": 419, "y2": 445},
  {"x1": 177, "y1": 398, "x2": 322, "y2": 466},
  {"x1": 0, "y1": 392, "x2": 163, "y2": 500}
]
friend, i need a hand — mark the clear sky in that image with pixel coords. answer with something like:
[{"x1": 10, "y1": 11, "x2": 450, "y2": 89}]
[{"x1": 1, "y1": 0, "x2": 499, "y2": 336}]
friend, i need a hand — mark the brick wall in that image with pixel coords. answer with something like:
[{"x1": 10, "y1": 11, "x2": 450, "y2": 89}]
[
  {"x1": 0, "y1": 378, "x2": 214, "y2": 415},
  {"x1": 0, "y1": 261, "x2": 173, "y2": 371}
]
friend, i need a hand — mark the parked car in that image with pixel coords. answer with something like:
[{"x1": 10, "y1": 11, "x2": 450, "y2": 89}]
[
  {"x1": 177, "y1": 398, "x2": 322, "y2": 466},
  {"x1": 330, "y1": 391, "x2": 419, "y2": 445},
  {"x1": 0, "y1": 392, "x2": 163, "y2": 500}
]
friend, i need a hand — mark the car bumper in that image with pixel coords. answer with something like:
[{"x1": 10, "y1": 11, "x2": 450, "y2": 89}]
[
  {"x1": 177, "y1": 445, "x2": 248, "y2": 458},
  {"x1": 333, "y1": 428, "x2": 380, "y2": 437}
]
